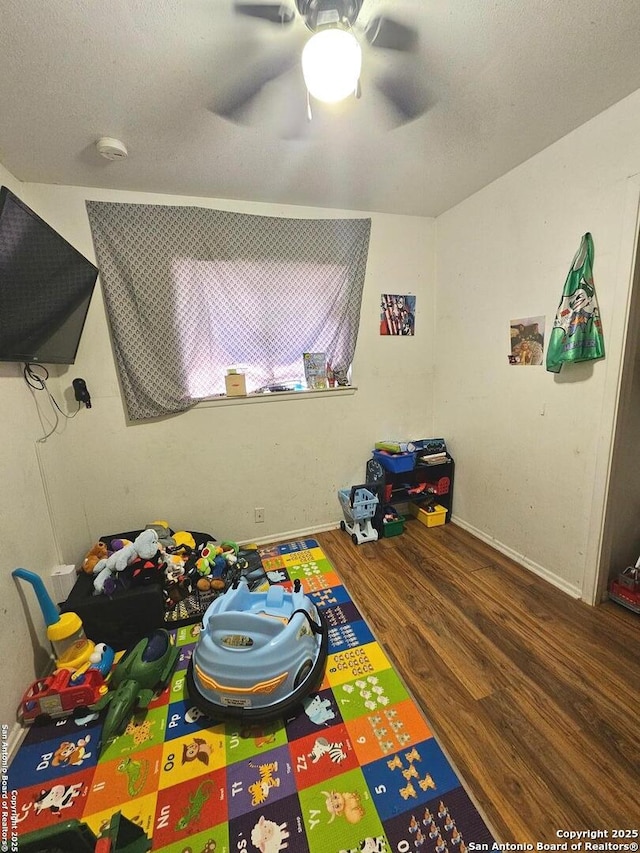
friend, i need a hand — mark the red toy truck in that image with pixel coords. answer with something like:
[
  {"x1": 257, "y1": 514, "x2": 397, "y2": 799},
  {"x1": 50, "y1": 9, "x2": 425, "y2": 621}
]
[{"x1": 19, "y1": 668, "x2": 108, "y2": 725}]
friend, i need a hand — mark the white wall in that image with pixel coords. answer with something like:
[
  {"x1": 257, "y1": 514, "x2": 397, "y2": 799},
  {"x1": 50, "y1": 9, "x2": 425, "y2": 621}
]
[
  {"x1": 0, "y1": 164, "x2": 63, "y2": 734},
  {"x1": 19, "y1": 184, "x2": 436, "y2": 565},
  {"x1": 435, "y1": 88, "x2": 640, "y2": 598}
]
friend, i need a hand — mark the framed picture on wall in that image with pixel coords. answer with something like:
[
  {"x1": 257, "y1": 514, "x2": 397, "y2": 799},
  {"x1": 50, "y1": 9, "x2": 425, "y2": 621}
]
[{"x1": 381, "y1": 294, "x2": 416, "y2": 336}]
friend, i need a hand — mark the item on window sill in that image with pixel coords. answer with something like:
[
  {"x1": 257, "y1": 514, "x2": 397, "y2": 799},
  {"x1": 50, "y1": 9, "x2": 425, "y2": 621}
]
[
  {"x1": 253, "y1": 383, "x2": 301, "y2": 394},
  {"x1": 225, "y1": 369, "x2": 247, "y2": 397},
  {"x1": 303, "y1": 352, "x2": 328, "y2": 390},
  {"x1": 333, "y1": 366, "x2": 350, "y2": 386}
]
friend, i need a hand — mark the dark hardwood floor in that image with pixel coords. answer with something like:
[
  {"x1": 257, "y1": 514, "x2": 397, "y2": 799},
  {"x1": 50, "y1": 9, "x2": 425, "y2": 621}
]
[{"x1": 308, "y1": 520, "x2": 640, "y2": 843}]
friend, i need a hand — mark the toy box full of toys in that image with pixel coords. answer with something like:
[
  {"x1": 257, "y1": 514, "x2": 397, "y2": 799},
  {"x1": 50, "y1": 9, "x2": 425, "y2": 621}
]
[{"x1": 60, "y1": 522, "x2": 266, "y2": 651}]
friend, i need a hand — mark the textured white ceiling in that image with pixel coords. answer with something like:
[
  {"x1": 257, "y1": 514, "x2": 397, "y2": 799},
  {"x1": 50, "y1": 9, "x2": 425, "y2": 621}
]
[{"x1": 1, "y1": 0, "x2": 640, "y2": 217}]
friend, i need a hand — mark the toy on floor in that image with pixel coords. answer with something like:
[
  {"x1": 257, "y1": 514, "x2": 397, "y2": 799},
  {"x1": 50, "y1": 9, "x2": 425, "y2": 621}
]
[
  {"x1": 12, "y1": 568, "x2": 96, "y2": 670},
  {"x1": 69, "y1": 642, "x2": 117, "y2": 683},
  {"x1": 187, "y1": 578, "x2": 328, "y2": 722},
  {"x1": 338, "y1": 484, "x2": 379, "y2": 545},
  {"x1": 609, "y1": 562, "x2": 640, "y2": 614},
  {"x1": 91, "y1": 628, "x2": 179, "y2": 753},
  {"x1": 19, "y1": 668, "x2": 108, "y2": 726},
  {"x1": 17, "y1": 810, "x2": 151, "y2": 853},
  {"x1": 88, "y1": 642, "x2": 116, "y2": 676}
]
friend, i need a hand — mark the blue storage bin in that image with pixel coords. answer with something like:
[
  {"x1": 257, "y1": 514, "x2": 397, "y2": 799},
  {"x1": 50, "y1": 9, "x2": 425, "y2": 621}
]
[{"x1": 372, "y1": 449, "x2": 416, "y2": 473}]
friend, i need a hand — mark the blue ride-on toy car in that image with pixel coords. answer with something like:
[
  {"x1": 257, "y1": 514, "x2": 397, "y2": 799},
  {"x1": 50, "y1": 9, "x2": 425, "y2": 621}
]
[{"x1": 186, "y1": 578, "x2": 328, "y2": 722}]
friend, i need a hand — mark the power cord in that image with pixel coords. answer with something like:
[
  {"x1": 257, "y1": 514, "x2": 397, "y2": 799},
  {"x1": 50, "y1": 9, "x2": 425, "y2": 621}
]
[{"x1": 23, "y1": 363, "x2": 82, "y2": 443}]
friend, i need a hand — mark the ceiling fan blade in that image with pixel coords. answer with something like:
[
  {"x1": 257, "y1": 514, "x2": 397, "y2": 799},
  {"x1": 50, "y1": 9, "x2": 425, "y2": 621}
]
[
  {"x1": 233, "y1": 3, "x2": 296, "y2": 24},
  {"x1": 374, "y1": 73, "x2": 428, "y2": 125},
  {"x1": 212, "y1": 50, "x2": 299, "y2": 120},
  {"x1": 365, "y1": 15, "x2": 418, "y2": 51}
]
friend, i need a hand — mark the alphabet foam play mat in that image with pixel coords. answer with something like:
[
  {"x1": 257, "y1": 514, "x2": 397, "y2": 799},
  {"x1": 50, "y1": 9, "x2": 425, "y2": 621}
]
[{"x1": 9, "y1": 539, "x2": 496, "y2": 853}]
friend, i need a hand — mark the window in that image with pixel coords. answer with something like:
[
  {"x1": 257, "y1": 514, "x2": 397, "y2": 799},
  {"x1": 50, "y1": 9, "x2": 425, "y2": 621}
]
[
  {"x1": 86, "y1": 201, "x2": 370, "y2": 420},
  {"x1": 174, "y1": 257, "x2": 354, "y2": 397}
]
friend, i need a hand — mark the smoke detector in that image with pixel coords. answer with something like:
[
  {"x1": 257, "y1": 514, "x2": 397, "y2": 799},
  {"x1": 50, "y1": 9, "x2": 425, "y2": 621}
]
[{"x1": 96, "y1": 137, "x2": 128, "y2": 161}]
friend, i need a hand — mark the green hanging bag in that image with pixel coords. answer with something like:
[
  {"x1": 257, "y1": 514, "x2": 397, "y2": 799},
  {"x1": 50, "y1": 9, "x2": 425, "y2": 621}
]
[{"x1": 546, "y1": 232, "x2": 605, "y2": 374}]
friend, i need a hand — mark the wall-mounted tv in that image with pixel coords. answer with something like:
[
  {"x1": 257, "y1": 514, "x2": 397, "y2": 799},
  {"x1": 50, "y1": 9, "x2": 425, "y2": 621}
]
[{"x1": 0, "y1": 186, "x2": 99, "y2": 365}]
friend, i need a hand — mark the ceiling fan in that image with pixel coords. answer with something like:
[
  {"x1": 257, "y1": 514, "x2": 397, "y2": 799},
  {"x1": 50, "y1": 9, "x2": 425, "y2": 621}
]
[{"x1": 214, "y1": 0, "x2": 426, "y2": 126}]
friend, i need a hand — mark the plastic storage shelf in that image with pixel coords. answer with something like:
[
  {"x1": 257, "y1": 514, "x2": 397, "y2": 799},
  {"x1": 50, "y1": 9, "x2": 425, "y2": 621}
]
[{"x1": 366, "y1": 453, "x2": 455, "y2": 524}]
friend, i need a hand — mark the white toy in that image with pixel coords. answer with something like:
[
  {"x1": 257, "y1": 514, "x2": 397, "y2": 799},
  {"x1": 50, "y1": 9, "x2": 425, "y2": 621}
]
[{"x1": 92, "y1": 528, "x2": 159, "y2": 594}]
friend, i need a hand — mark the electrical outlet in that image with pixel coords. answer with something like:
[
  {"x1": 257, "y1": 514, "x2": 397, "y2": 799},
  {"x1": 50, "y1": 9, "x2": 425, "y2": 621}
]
[{"x1": 254, "y1": 507, "x2": 265, "y2": 523}]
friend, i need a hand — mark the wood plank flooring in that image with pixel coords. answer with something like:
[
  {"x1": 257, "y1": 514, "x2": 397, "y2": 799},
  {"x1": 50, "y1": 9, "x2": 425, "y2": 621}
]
[{"x1": 309, "y1": 520, "x2": 640, "y2": 843}]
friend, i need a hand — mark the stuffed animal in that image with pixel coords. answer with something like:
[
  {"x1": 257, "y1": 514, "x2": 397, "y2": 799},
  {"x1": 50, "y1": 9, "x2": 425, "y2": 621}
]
[
  {"x1": 145, "y1": 521, "x2": 176, "y2": 550},
  {"x1": 196, "y1": 576, "x2": 225, "y2": 593},
  {"x1": 92, "y1": 528, "x2": 159, "y2": 595},
  {"x1": 129, "y1": 553, "x2": 164, "y2": 586},
  {"x1": 81, "y1": 541, "x2": 108, "y2": 574},
  {"x1": 196, "y1": 542, "x2": 223, "y2": 577},
  {"x1": 173, "y1": 531, "x2": 196, "y2": 550}
]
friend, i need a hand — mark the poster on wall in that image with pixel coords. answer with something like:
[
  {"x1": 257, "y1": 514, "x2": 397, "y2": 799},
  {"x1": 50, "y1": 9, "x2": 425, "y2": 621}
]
[
  {"x1": 380, "y1": 294, "x2": 416, "y2": 335},
  {"x1": 509, "y1": 316, "x2": 545, "y2": 365}
]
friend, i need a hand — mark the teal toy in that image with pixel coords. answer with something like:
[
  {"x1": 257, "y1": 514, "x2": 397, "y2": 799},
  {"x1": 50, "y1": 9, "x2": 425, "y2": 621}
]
[{"x1": 92, "y1": 629, "x2": 179, "y2": 753}]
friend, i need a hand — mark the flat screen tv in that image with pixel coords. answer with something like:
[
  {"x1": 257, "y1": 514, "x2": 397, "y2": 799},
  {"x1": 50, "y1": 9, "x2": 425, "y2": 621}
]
[{"x1": 0, "y1": 186, "x2": 99, "y2": 364}]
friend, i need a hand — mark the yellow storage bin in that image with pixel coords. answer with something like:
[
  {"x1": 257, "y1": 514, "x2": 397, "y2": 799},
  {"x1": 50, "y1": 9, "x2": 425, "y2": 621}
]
[{"x1": 408, "y1": 503, "x2": 448, "y2": 527}]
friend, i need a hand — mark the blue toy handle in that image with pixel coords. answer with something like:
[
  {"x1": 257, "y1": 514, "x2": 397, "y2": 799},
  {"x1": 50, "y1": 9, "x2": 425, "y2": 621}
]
[{"x1": 12, "y1": 568, "x2": 60, "y2": 627}]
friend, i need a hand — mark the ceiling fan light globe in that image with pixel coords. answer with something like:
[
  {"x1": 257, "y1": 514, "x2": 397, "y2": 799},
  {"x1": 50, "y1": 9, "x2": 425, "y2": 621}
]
[{"x1": 301, "y1": 29, "x2": 362, "y2": 103}]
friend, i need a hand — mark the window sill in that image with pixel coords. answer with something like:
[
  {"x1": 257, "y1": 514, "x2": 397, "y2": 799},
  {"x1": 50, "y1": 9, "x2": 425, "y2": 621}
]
[{"x1": 196, "y1": 385, "x2": 357, "y2": 408}]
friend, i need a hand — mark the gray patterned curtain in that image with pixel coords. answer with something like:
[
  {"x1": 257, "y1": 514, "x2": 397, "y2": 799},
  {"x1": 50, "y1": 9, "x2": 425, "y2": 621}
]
[{"x1": 85, "y1": 201, "x2": 371, "y2": 421}]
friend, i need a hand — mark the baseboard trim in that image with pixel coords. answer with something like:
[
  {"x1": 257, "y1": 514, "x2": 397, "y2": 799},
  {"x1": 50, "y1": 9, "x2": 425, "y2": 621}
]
[
  {"x1": 240, "y1": 522, "x2": 339, "y2": 548},
  {"x1": 452, "y1": 515, "x2": 583, "y2": 600},
  {"x1": 6, "y1": 720, "x2": 27, "y2": 765}
]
